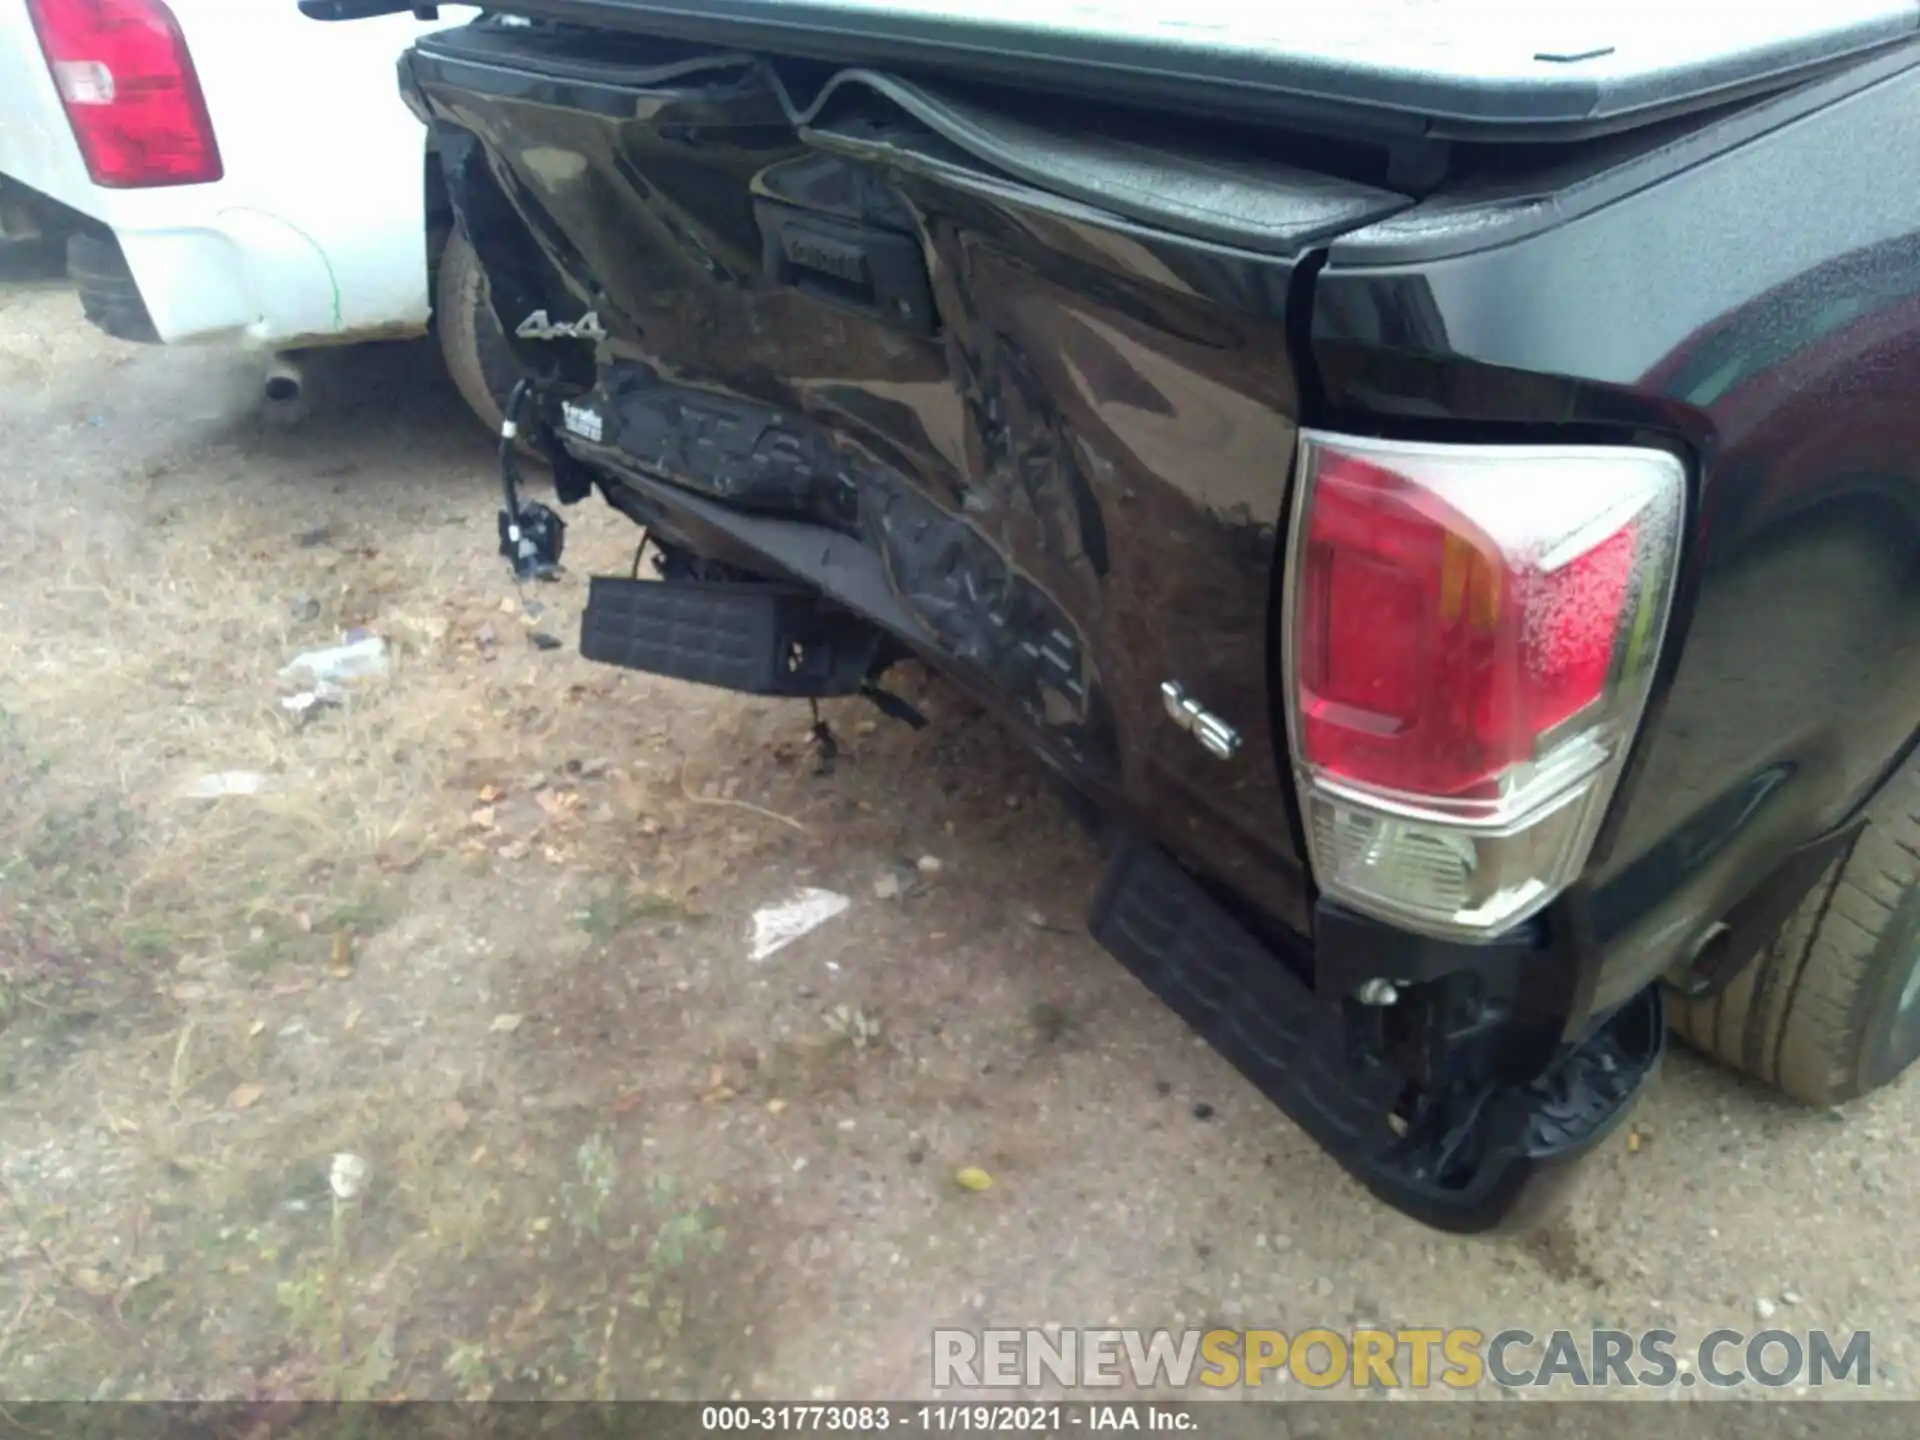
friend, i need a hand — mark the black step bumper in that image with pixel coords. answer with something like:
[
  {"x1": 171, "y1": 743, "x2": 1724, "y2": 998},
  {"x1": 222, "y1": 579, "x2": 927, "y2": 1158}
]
[{"x1": 1090, "y1": 837, "x2": 1662, "y2": 1234}]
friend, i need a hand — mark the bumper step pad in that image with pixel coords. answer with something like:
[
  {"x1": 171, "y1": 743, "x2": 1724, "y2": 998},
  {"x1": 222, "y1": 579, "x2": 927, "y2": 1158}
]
[
  {"x1": 1090, "y1": 837, "x2": 1662, "y2": 1232},
  {"x1": 579, "y1": 575, "x2": 885, "y2": 697}
]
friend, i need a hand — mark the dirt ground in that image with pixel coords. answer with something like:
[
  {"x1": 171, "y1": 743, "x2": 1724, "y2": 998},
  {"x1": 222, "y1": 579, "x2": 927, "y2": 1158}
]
[{"x1": 1, "y1": 244, "x2": 1917, "y2": 1413}]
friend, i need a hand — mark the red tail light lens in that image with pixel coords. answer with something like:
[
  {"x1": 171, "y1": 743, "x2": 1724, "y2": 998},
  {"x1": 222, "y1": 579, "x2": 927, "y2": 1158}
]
[
  {"x1": 1297, "y1": 451, "x2": 1642, "y2": 798},
  {"x1": 1283, "y1": 434, "x2": 1685, "y2": 939},
  {"x1": 27, "y1": 0, "x2": 222, "y2": 189}
]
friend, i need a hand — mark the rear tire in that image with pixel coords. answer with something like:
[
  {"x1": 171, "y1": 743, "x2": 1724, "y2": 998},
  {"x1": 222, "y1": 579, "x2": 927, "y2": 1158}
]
[
  {"x1": 1670, "y1": 749, "x2": 1920, "y2": 1104},
  {"x1": 436, "y1": 223, "x2": 522, "y2": 437}
]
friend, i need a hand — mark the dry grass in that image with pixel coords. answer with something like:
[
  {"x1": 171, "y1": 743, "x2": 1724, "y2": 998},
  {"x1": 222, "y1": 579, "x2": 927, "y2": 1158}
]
[
  {"x1": 0, "y1": 274, "x2": 1107, "y2": 1402},
  {"x1": 0, "y1": 298, "x2": 857, "y2": 1398}
]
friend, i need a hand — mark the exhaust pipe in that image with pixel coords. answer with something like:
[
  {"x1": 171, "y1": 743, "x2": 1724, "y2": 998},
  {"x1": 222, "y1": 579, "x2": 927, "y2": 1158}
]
[{"x1": 264, "y1": 352, "x2": 304, "y2": 404}]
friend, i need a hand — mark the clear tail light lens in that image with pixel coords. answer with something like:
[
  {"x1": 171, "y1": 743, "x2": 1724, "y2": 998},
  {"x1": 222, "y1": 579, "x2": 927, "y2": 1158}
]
[
  {"x1": 26, "y1": 0, "x2": 221, "y2": 189},
  {"x1": 1282, "y1": 432, "x2": 1685, "y2": 939}
]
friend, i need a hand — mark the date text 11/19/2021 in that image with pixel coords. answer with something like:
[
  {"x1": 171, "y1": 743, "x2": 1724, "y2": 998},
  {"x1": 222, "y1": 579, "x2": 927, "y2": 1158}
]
[{"x1": 699, "y1": 1405, "x2": 1197, "y2": 1432}]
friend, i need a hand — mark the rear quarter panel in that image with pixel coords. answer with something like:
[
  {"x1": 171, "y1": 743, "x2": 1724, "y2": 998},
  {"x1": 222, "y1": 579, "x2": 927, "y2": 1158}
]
[
  {"x1": 413, "y1": 36, "x2": 1411, "y2": 933},
  {"x1": 1310, "y1": 54, "x2": 1920, "y2": 1017}
]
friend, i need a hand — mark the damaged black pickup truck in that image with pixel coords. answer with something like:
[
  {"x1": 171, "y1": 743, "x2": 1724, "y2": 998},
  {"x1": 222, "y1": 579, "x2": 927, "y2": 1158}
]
[{"x1": 307, "y1": 0, "x2": 1920, "y2": 1232}]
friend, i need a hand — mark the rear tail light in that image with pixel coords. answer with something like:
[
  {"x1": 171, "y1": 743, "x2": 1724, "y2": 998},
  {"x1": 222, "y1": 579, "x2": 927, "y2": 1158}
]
[
  {"x1": 1282, "y1": 432, "x2": 1685, "y2": 940},
  {"x1": 26, "y1": 0, "x2": 221, "y2": 189}
]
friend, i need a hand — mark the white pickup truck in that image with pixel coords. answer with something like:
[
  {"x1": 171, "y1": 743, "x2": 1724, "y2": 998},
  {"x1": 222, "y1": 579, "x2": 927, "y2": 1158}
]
[{"x1": 0, "y1": 0, "x2": 514, "y2": 425}]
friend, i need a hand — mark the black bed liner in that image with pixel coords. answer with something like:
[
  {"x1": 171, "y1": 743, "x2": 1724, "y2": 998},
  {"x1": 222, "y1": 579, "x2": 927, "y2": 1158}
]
[{"x1": 305, "y1": 0, "x2": 1920, "y2": 139}]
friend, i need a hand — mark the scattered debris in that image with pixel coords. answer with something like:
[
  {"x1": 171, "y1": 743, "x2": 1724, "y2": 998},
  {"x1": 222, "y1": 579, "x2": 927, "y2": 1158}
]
[
  {"x1": 280, "y1": 679, "x2": 346, "y2": 719},
  {"x1": 182, "y1": 771, "x2": 272, "y2": 799},
  {"x1": 1191, "y1": 1102, "x2": 1216, "y2": 1122},
  {"x1": 530, "y1": 631, "x2": 563, "y2": 651},
  {"x1": 288, "y1": 594, "x2": 321, "y2": 623},
  {"x1": 280, "y1": 635, "x2": 389, "y2": 688},
  {"x1": 822, "y1": 1004, "x2": 880, "y2": 1049},
  {"x1": 681, "y1": 755, "x2": 805, "y2": 832},
  {"x1": 294, "y1": 525, "x2": 333, "y2": 549},
  {"x1": 767, "y1": 1099, "x2": 788, "y2": 1115},
  {"x1": 226, "y1": 1083, "x2": 264, "y2": 1110},
  {"x1": 328, "y1": 933, "x2": 354, "y2": 980},
  {"x1": 917, "y1": 855, "x2": 943, "y2": 875},
  {"x1": 699, "y1": 1065, "x2": 739, "y2": 1105},
  {"x1": 749, "y1": 888, "x2": 851, "y2": 962},
  {"x1": 873, "y1": 872, "x2": 903, "y2": 902},
  {"x1": 1782, "y1": 1288, "x2": 1803, "y2": 1306},
  {"x1": 954, "y1": 1166, "x2": 994, "y2": 1193},
  {"x1": 329, "y1": 1152, "x2": 368, "y2": 1201},
  {"x1": 489, "y1": 1013, "x2": 524, "y2": 1034},
  {"x1": 1026, "y1": 909, "x2": 1077, "y2": 934}
]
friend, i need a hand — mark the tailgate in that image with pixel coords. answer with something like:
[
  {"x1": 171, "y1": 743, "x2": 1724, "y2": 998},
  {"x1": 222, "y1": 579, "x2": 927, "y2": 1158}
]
[{"x1": 407, "y1": 17, "x2": 1415, "y2": 925}]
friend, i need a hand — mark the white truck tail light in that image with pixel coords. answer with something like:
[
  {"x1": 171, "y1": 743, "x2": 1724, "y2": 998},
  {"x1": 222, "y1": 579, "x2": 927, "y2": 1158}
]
[
  {"x1": 26, "y1": 0, "x2": 221, "y2": 189},
  {"x1": 1281, "y1": 432, "x2": 1685, "y2": 940}
]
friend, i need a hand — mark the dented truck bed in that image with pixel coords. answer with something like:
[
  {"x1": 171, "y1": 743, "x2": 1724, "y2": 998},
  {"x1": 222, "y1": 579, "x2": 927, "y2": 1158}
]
[{"x1": 329, "y1": 7, "x2": 1920, "y2": 1230}]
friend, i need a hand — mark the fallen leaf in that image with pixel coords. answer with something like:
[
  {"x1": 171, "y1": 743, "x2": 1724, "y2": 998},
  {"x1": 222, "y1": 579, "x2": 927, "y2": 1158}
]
[
  {"x1": 536, "y1": 789, "x2": 584, "y2": 818},
  {"x1": 497, "y1": 840, "x2": 530, "y2": 861},
  {"x1": 477, "y1": 784, "x2": 504, "y2": 804},
  {"x1": 376, "y1": 847, "x2": 423, "y2": 874},
  {"x1": 247, "y1": 1019, "x2": 266, "y2": 1039},
  {"x1": 270, "y1": 978, "x2": 311, "y2": 998},
  {"x1": 227, "y1": 1083, "x2": 264, "y2": 1111},
  {"x1": 530, "y1": 1216, "x2": 552, "y2": 1233},
  {"x1": 329, "y1": 932, "x2": 354, "y2": 979},
  {"x1": 118, "y1": 1259, "x2": 165, "y2": 1297},
  {"x1": 468, "y1": 1145, "x2": 489, "y2": 1166},
  {"x1": 612, "y1": 1091, "x2": 644, "y2": 1116},
  {"x1": 698, "y1": 1063, "x2": 736, "y2": 1105},
  {"x1": 1628, "y1": 1130, "x2": 1645, "y2": 1154},
  {"x1": 469, "y1": 805, "x2": 497, "y2": 830},
  {"x1": 73, "y1": 1266, "x2": 114, "y2": 1298},
  {"x1": 293, "y1": 911, "x2": 313, "y2": 933},
  {"x1": 954, "y1": 1166, "x2": 994, "y2": 1193},
  {"x1": 766, "y1": 1098, "x2": 788, "y2": 1115},
  {"x1": 343, "y1": 1005, "x2": 362, "y2": 1032},
  {"x1": 490, "y1": 1013, "x2": 523, "y2": 1034}
]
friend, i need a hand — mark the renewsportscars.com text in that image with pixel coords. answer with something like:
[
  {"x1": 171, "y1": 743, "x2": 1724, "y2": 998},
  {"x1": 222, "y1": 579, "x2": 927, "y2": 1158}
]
[{"x1": 931, "y1": 1326, "x2": 1872, "y2": 1391}]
